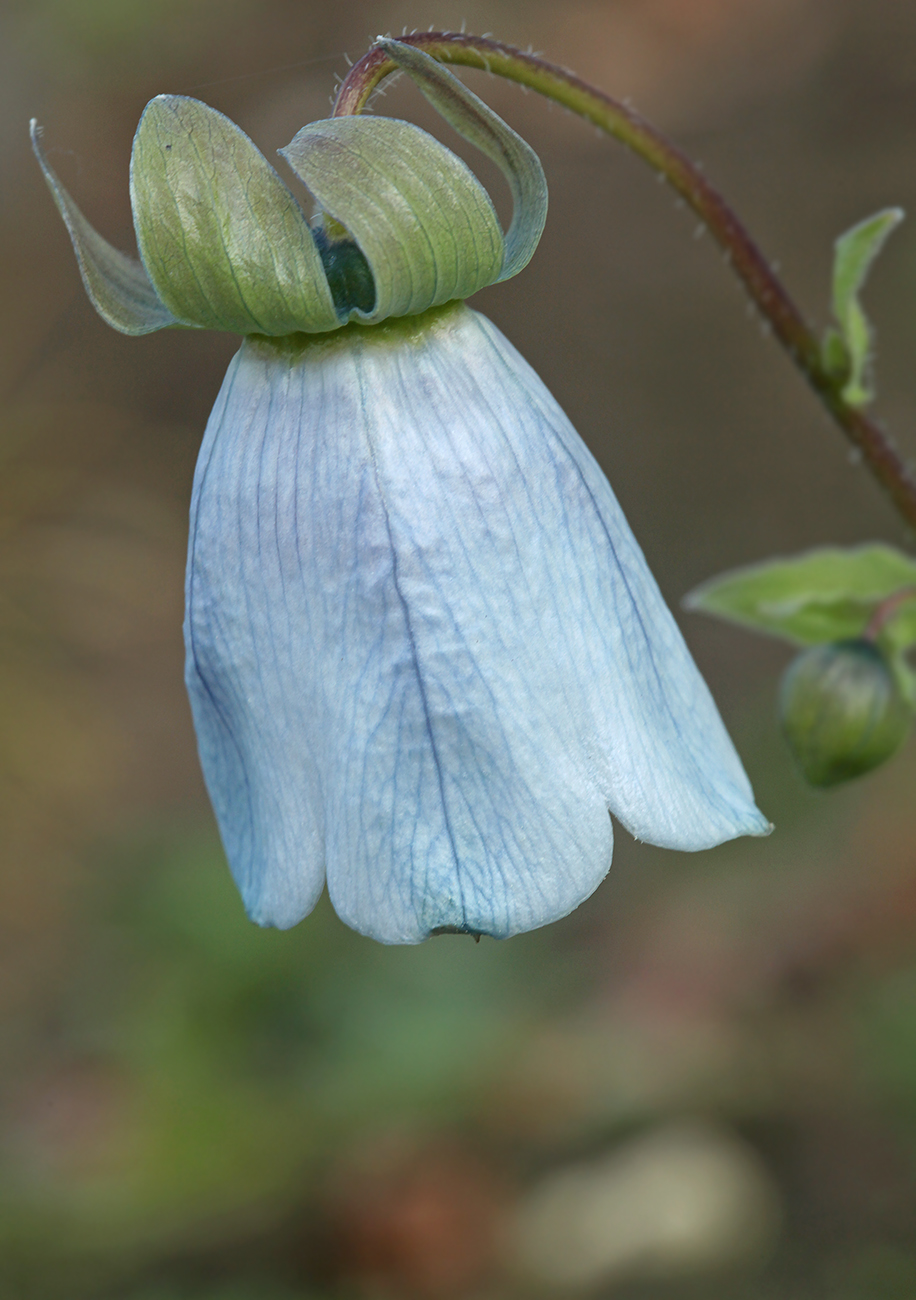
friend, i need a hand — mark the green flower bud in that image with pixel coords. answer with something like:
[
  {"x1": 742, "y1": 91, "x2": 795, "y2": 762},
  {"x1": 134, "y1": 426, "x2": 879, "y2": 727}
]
[
  {"x1": 779, "y1": 638, "x2": 911, "y2": 787},
  {"x1": 31, "y1": 44, "x2": 547, "y2": 339}
]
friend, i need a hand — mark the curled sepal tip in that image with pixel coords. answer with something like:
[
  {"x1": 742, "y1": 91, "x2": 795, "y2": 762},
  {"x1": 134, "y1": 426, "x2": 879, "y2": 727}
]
[
  {"x1": 131, "y1": 96, "x2": 340, "y2": 335},
  {"x1": 281, "y1": 116, "x2": 504, "y2": 322},
  {"x1": 30, "y1": 119, "x2": 178, "y2": 336},
  {"x1": 376, "y1": 39, "x2": 548, "y2": 282}
]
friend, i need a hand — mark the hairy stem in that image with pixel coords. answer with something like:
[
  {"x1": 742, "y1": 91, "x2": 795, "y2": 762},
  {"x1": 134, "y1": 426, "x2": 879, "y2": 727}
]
[{"x1": 334, "y1": 31, "x2": 916, "y2": 531}]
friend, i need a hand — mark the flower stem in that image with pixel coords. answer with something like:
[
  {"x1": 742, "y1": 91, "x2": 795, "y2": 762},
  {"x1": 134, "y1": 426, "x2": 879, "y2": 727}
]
[
  {"x1": 864, "y1": 586, "x2": 916, "y2": 641},
  {"x1": 334, "y1": 31, "x2": 916, "y2": 532}
]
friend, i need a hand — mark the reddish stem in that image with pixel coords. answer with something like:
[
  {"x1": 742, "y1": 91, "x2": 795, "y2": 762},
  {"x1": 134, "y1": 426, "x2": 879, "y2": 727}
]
[{"x1": 865, "y1": 587, "x2": 916, "y2": 640}]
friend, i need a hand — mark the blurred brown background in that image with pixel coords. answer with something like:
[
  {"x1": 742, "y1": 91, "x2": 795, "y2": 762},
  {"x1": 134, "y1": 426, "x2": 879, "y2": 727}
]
[{"x1": 4, "y1": 2, "x2": 916, "y2": 1298}]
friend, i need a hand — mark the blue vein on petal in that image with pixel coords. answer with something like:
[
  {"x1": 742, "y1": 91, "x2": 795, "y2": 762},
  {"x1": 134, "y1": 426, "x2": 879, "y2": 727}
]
[
  {"x1": 354, "y1": 325, "x2": 589, "y2": 930},
  {"x1": 355, "y1": 349, "x2": 470, "y2": 928},
  {"x1": 402, "y1": 333, "x2": 579, "y2": 908}
]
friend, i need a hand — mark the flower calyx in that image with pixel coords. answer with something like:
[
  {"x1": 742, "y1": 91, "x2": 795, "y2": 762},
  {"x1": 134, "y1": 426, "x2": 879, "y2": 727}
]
[{"x1": 31, "y1": 42, "x2": 547, "y2": 338}]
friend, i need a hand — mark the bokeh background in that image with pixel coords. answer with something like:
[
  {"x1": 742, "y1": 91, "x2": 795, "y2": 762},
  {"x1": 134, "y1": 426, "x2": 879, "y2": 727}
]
[{"x1": 4, "y1": 1, "x2": 916, "y2": 1297}]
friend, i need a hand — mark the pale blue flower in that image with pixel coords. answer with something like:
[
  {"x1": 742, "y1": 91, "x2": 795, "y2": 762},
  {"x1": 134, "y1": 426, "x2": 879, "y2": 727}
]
[
  {"x1": 185, "y1": 304, "x2": 769, "y2": 942},
  {"x1": 33, "y1": 41, "x2": 769, "y2": 944}
]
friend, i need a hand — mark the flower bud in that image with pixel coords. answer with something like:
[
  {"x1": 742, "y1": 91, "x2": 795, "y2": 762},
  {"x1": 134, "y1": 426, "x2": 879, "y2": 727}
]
[{"x1": 779, "y1": 639, "x2": 911, "y2": 787}]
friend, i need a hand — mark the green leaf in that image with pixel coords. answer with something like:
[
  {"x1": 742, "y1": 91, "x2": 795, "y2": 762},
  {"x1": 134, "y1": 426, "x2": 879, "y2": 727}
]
[
  {"x1": 281, "y1": 116, "x2": 504, "y2": 322},
  {"x1": 130, "y1": 96, "x2": 340, "y2": 335},
  {"x1": 30, "y1": 119, "x2": 178, "y2": 335},
  {"x1": 378, "y1": 39, "x2": 548, "y2": 282},
  {"x1": 684, "y1": 544, "x2": 916, "y2": 651},
  {"x1": 830, "y1": 207, "x2": 903, "y2": 407}
]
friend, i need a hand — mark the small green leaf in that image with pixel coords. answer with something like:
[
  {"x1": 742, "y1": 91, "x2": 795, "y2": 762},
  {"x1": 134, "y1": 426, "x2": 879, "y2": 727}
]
[
  {"x1": 30, "y1": 119, "x2": 178, "y2": 335},
  {"x1": 130, "y1": 96, "x2": 340, "y2": 335},
  {"x1": 830, "y1": 207, "x2": 903, "y2": 407},
  {"x1": 685, "y1": 544, "x2": 916, "y2": 651},
  {"x1": 378, "y1": 39, "x2": 548, "y2": 282},
  {"x1": 281, "y1": 117, "x2": 504, "y2": 322}
]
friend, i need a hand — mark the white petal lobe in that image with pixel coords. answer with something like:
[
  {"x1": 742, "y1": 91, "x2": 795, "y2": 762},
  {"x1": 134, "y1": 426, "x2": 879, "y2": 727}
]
[{"x1": 185, "y1": 303, "x2": 768, "y2": 943}]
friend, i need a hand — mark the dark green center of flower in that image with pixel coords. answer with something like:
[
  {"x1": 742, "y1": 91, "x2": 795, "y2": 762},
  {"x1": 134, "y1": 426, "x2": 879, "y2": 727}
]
[{"x1": 313, "y1": 228, "x2": 376, "y2": 317}]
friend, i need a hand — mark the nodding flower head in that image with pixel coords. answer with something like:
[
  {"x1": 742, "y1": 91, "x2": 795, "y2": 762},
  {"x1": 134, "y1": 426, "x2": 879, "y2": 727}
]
[{"x1": 34, "y1": 40, "x2": 771, "y2": 944}]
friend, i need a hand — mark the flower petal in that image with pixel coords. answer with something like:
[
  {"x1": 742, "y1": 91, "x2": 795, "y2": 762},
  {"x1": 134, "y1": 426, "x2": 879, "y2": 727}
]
[{"x1": 185, "y1": 303, "x2": 768, "y2": 943}]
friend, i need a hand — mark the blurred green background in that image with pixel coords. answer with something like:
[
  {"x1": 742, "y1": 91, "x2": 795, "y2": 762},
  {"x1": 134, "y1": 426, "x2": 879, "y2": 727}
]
[{"x1": 4, "y1": 1, "x2": 916, "y2": 1296}]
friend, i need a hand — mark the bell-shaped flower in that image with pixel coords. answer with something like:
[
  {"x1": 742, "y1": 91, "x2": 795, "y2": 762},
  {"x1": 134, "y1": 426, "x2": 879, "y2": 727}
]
[{"x1": 33, "y1": 41, "x2": 770, "y2": 943}]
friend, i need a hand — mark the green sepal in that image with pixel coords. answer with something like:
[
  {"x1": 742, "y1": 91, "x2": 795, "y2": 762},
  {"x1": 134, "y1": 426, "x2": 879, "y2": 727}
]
[
  {"x1": 779, "y1": 639, "x2": 912, "y2": 787},
  {"x1": 30, "y1": 119, "x2": 179, "y2": 335},
  {"x1": 130, "y1": 96, "x2": 340, "y2": 335},
  {"x1": 378, "y1": 39, "x2": 548, "y2": 282},
  {"x1": 684, "y1": 544, "x2": 916, "y2": 652},
  {"x1": 828, "y1": 206, "x2": 904, "y2": 407},
  {"x1": 281, "y1": 116, "x2": 504, "y2": 322}
]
